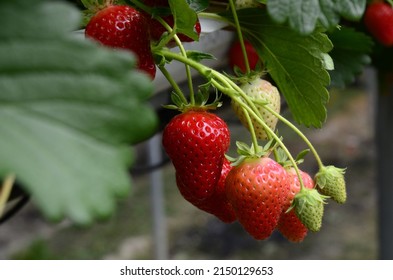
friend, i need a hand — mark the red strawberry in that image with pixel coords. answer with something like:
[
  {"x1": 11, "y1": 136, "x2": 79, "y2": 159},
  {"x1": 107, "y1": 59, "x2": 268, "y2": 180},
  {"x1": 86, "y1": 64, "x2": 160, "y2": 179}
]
[
  {"x1": 176, "y1": 158, "x2": 236, "y2": 223},
  {"x1": 162, "y1": 110, "x2": 230, "y2": 201},
  {"x1": 85, "y1": 5, "x2": 156, "y2": 79},
  {"x1": 225, "y1": 157, "x2": 290, "y2": 240},
  {"x1": 277, "y1": 168, "x2": 314, "y2": 242},
  {"x1": 198, "y1": 158, "x2": 237, "y2": 223},
  {"x1": 364, "y1": 2, "x2": 393, "y2": 46},
  {"x1": 228, "y1": 40, "x2": 260, "y2": 73}
]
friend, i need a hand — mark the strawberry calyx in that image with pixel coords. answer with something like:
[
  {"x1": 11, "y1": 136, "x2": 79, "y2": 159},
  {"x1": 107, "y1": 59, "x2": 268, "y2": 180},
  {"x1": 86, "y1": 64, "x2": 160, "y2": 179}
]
[
  {"x1": 226, "y1": 69, "x2": 266, "y2": 85},
  {"x1": 226, "y1": 139, "x2": 278, "y2": 166},
  {"x1": 163, "y1": 85, "x2": 222, "y2": 113}
]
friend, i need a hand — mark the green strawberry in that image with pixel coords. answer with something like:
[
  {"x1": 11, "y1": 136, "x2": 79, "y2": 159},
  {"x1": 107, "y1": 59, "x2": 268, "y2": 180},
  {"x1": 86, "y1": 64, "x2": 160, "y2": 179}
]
[
  {"x1": 277, "y1": 168, "x2": 314, "y2": 242},
  {"x1": 315, "y1": 165, "x2": 347, "y2": 204},
  {"x1": 232, "y1": 77, "x2": 281, "y2": 140},
  {"x1": 291, "y1": 188, "x2": 327, "y2": 232}
]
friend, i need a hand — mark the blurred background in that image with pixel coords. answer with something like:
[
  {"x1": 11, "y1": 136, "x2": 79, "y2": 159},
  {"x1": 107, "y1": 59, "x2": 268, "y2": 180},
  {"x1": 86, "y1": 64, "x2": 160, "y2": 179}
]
[{"x1": 0, "y1": 26, "x2": 382, "y2": 260}]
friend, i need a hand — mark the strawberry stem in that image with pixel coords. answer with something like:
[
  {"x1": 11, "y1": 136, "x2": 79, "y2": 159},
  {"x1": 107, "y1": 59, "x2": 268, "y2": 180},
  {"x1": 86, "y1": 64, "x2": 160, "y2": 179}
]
[
  {"x1": 151, "y1": 18, "x2": 195, "y2": 104},
  {"x1": 0, "y1": 174, "x2": 15, "y2": 219},
  {"x1": 241, "y1": 107, "x2": 260, "y2": 154},
  {"x1": 262, "y1": 105, "x2": 324, "y2": 169},
  {"x1": 228, "y1": 0, "x2": 251, "y2": 74},
  {"x1": 158, "y1": 65, "x2": 187, "y2": 104}
]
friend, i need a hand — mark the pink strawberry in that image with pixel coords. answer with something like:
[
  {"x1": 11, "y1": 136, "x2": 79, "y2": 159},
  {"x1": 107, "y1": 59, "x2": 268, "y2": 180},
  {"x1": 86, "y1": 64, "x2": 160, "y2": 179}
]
[
  {"x1": 162, "y1": 110, "x2": 230, "y2": 202},
  {"x1": 277, "y1": 168, "x2": 314, "y2": 242},
  {"x1": 364, "y1": 2, "x2": 393, "y2": 46},
  {"x1": 85, "y1": 5, "x2": 156, "y2": 79},
  {"x1": 225, "y1": 156, "x2": 290, "y2": 240}
]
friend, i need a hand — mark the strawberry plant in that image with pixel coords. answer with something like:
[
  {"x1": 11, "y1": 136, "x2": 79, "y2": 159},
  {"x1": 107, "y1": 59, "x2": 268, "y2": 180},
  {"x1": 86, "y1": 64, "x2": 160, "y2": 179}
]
[{"x1": 2, "y1": 0, "x2": 389, "y2": 245}]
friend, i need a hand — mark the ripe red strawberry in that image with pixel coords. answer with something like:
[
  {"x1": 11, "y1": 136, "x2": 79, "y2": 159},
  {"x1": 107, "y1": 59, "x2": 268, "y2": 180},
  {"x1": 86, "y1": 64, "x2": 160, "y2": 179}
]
[
  {"x1": 177, "y1": 158, "x2": 236, "y2": 223},
  {"x1": 228, "y1": 40, "x2": 260, "y2": 74},
  {"x1": 364, "y1": 2, "x2": 393, "y2": 46},
  {"x1": 232, "y1": 77, "x2": 281, "y2": 140},
  {"x1": 85, "y1": 5, "x2": 156, "y2": 79},
  {"x1": 277, "y1": 168, "x2": 314, "y2": 242},
  {"x1": 143, "y1": 0, "x2": 201, "y2": 43},
  {"x1": 225, "y1": 157, "x2": 290, "y2": 240},
  {"x1": 162, "y1": 110, "x2": 230, "y2": 201}
]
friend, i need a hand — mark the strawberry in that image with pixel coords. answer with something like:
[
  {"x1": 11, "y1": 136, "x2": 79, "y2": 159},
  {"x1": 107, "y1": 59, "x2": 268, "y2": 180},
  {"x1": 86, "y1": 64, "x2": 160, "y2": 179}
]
[
  {"x1": 225, "y1": 156, "x2": 290, "y2": 240},
  {"x1": 162, "y1": 110, "x2": 230, "y2": 202},
  {"x1": 277, "y1": 168, "x2": 314, "y2": 242},
  {"x1": 315, "y1": 165, "x2": 347, "y2": 204},
  {"x1": 364, "y1": 2, "x2": 393, "y2": 46},
  {"x1": 177, "y1": 158, "x2": 236, "y2": 223},
  {"x1": 143, "y1": 0, "x2": 201, "y2": 43},
  {"x1": 228, "y1": 40, "x2": 260, "y2": 74},
  {"x1": 232, "y1": 77, "x2": 281, "y2": 140},
  {"x1": 85, "y1": 5, "x2": 156, "y2": 79},
  {"x1": 292, "y1": 188, "x2": 327, "y2": 232}
]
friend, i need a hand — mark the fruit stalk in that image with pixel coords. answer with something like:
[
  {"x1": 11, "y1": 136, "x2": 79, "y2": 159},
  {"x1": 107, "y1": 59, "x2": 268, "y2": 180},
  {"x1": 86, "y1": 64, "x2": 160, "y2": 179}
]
[
  {"x1": 228, "y1": 0, "x2": 251, "y2": 74},
  {"x1": 0, "y1": 174, "x2": 15, "y2": 218}
]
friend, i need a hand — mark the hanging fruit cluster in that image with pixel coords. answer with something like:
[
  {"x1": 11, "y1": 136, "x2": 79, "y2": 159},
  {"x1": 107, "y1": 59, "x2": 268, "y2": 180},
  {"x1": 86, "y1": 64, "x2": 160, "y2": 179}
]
[{"x1": 83, "y1": 0, "x2": 349, "y2": 242}]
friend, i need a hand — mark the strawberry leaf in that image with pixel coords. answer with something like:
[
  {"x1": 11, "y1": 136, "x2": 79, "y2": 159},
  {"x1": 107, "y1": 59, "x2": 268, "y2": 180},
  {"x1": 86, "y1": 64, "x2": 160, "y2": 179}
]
[
  {"x1": 0, "y1": 0, "x2": 158, "y2": 224},
  {"x1": 186, "y1": 0, "x2": 209, "y2": 12},
  {"x1": 328, "y1": 27, "x2": 373, "y2": 88},
  {"x1": 224, "y1": 9, "x2": 332, "y2": 127},
  {"x1": 169, "y1": 0, "x2": 199, "y2": 41},
  {"x1": 267, "y1": 0, "x2": 366, "y2": 35}
]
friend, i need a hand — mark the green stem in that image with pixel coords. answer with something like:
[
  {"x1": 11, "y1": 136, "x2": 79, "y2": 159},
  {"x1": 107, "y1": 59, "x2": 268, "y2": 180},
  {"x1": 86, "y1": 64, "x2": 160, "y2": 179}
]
[
  {"x1": 0, "y1": 174, "x2": 15, "y2": 218},
  {"x1": 158, "y1": 65, "x2": 187, "y2": 103},
  {"x1": 263, "y1": 105, "x2": 324, "y2": 169},
  {"x1": 228, "y1": 0, "x2": 251, "y2": 74},
  {"x1": 173, "y1": 36, "x2": 195, "y2": 104},
  {"x1": 150, "y1": 21, "x2": 195, "y2": 104},
  {"x1": 242, "y1": 107, "x2": 259, "y2": 153}
]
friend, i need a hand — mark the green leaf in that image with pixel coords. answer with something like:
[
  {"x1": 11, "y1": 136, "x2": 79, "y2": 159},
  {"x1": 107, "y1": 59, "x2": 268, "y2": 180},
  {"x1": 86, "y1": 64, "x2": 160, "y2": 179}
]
[
  {"x1": 186, "y1": 0, "x2": 209, "y2": 12},
  {"x1": 328, "y1": 27, "x2": 373, "y2": 88},
  {"x1": 224, "y1": 9, "x2": 332, "y2": 127},
  {"x1": 186, "y1": 50, "x2": 216, "y2": 62},
  {"x1": 169, "y1": 0, "x2": 199, "y2": 41},
  {"x1": 267, "y1": 0, "x2": 366, "y2": 35},
  {"x1": 0, "y1": 0, "x2": 158, "y2": 224}
]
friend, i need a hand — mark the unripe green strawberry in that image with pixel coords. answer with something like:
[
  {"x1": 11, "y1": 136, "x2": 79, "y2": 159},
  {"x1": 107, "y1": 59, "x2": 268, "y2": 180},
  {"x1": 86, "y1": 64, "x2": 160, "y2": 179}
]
[
  {"x1": 225, "y1": 156, "x2": 290, "y2": 240},
  {"x1": 277, "y1": 168, "x2": 314, "y2": 242},
  {"x1": 292, "y1": 188, "x2": 326, "y2": 232},
  {"x1": 232, "y1": 78, "x2": 281, "y2": 140},
  {"x1": 315, "y1": 165, "x2": 346, "y2": 204}
]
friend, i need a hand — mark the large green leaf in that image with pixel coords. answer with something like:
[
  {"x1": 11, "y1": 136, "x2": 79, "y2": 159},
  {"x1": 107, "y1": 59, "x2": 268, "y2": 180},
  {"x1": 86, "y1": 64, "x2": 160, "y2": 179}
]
[
  {"x1": 267, "y1": 0, "x2": 366, "y2": 35},
  {"x1": 328, "y1": 27, "x2": 373, "y2": 88},
  {"x1": 224, "y1": 9, "x2": 332, "y2": 127},
  {"x1": 0, "y1": 0, "x2": 158, "y2": 224}
]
